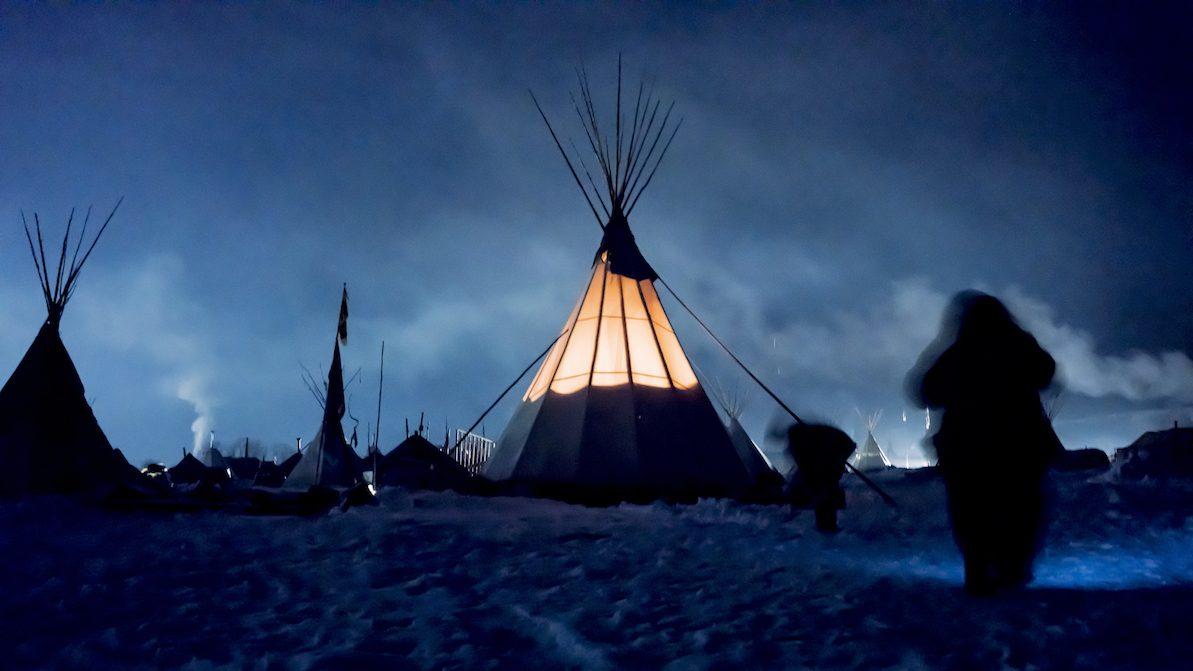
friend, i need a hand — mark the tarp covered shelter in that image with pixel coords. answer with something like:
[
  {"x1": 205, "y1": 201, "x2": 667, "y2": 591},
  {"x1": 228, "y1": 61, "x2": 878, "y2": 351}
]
[
  {"x1": 168, "y1": 453, "x2": 211, "y2": 485},
  {"x1": 377, "y1": 432, "x2": 475, "y2": 491},
  {"x1": 256, "y1": 452, "x2": 302, "y2": 488},
  {"x1": 227, "y1": 457, "x2": 262, "y2": 481},
  {"x1": 1115, "y1": 426, "x2": 1193, "y2": 480}
]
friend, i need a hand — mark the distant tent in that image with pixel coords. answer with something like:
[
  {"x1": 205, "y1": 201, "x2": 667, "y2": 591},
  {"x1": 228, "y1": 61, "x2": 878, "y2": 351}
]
[
  {"x1": 376, "y1": 432, "x2": 475, "y2": 491},
  {"x1": 285, "y1": 287, "x2": 361, "y2": 489},
  {"x1": 485, "y1": 64, "x2": 767, "y2": 499},
  {"x1": 168, "y1": 453, "x2": 211, "y2": 485},
  {"x1": 278, "y1": 450, "x2": 303, "y2": 476},
  {"x1": 708, "y1": 383, "x2": 777, "y2": 485},
  {"x1": 227, "y1": 457, "x2": 262, "y2": 481},
  {"x1": 1115, "y1": 426, "x2": 1193, "y2": 480},
  {"x1": 851, "y1": 411, "x2": 892, "y2": 472},
  {"x1": 1054, "y1": 447, "x2": 1110, "y2": 472},
  {"x1": 221, "y1": 439, "x2": 261, "y2": 481},
  {"x1": 0, "y1": 202, "x2": 134, "y2": 498},
  {"x1": 256, "y1": 451, "x2": 301, "y2": 488},
  {"x1": 720, "y1": 413, "x2": 777, "y2": 479},
  {"x1": 207, "y1": 447, "x2": 229, "y2": 472}
]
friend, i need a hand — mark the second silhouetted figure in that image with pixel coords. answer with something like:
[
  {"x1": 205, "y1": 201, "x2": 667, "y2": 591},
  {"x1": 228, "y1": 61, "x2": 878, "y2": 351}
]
[
  {"x1": 907, "y1": 291, "x2": 1062, "y2": 595},
  {"x1": 785, "y1": 423, "x2": 857, "y2": 533}
]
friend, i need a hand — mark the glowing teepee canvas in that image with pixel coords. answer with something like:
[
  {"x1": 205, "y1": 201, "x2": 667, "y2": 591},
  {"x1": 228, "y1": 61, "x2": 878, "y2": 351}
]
[
  {"x1": 521, "y1": 252, "x2": 697, "y2": 401},
  {"x1": 485, "y1": 63, "x2": 768, "y2": 497}
]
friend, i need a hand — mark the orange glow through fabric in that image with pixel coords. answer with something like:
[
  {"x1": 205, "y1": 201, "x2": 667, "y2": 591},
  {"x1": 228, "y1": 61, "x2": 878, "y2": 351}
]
[{"x1": 524, "y1": 258, "x2": 699, "y2": 401}]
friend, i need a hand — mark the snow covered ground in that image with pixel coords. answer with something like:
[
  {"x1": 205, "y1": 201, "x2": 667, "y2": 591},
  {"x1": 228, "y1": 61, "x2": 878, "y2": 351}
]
[{"x1": 1, "y1": 472, "x2": 1190, "y2": 670}]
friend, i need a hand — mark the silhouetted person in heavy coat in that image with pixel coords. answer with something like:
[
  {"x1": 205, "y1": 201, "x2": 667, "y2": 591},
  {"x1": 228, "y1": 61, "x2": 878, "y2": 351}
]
[
  {"x1": 907, "y1": 291, "x2": 1062, "y2": 595},
  {"x1": 785, "y1": 423, "x2": 857, "y2": 533}
]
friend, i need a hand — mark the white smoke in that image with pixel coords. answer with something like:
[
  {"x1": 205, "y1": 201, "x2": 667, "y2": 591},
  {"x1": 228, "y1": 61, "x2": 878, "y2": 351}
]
[
  {"x1": 704, "y1": 276, "x2": 1192, "y2": 406},
  {"x1": 887, "y1": 282, "x2": 1193, "y2": 404},
  {"x1": 1001, "y1": 287, "x2": 1193, "y2": 403},
  {"x1": 77, "y1": 254, "x2": 221, "y2": 457},
  {"x1": 858, "y1": 280, "x2": 1193, "y2": 405},
  {"x1": 698, "y1": 278, "x2": 1190, "y2": 456},
  {"x1": 175, "y1": 372, "x2": 217, "y2": 456}
]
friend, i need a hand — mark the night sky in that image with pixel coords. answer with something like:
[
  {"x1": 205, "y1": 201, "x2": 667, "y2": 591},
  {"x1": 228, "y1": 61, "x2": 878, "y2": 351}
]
[{"x1": 2, "y1": 3, "x2": 1190, "y2": 468}]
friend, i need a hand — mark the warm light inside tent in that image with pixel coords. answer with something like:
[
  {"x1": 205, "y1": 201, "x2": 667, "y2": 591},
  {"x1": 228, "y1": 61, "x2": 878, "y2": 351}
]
[{"x1": 525, "y1": 257, "x2": 698, "y2": 401}]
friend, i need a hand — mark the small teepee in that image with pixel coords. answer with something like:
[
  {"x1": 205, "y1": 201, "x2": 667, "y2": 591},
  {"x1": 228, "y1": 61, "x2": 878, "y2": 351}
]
[
  {"x1": 851, "y1": 410, "x2": 892, "y2": 472},
  {"x1": 707, "y1": 382, "x2": 776, "y2": 484},
  {"x1": 285, "y1": 286, "x2": 362, "y2": 489},
  {"x1": 0, "y1": 202, "x2": 133, "y2": 498},
  {"x1": 485, "y1": 62, "x2": 767, "y2": 499}
]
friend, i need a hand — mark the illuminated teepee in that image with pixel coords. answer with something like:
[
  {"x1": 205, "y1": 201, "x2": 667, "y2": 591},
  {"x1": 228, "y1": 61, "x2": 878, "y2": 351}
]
[
  {"x1": 484, "y1": 62, "x2": 768, "y2": 498},
  {"x1": 851, "y1": 410, "x2": 892, "y2": 472}
]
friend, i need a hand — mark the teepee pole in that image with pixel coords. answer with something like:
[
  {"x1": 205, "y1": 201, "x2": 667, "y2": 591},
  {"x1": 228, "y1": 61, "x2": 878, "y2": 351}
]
[
  {"x1": 657, "y1": 279, "x2": 805, "y2": 424},
  {"x1": 449, "y1": 333, "x2": 563, "y2": 456},
  {"x1": 530, "y1": 90, "x2": 605, "y2": 229},
  {"x1": 657, "y1": 279, "x2": 897, "y2": 507},
  {"x1": 374, "y1": 341, "x2": 385, "y2": 452}
]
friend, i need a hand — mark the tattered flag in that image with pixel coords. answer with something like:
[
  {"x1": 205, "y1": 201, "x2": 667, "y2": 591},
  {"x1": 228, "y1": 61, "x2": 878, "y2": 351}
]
[{"x1": 337, "y1": 283, "x2": 349, "y2": 345}]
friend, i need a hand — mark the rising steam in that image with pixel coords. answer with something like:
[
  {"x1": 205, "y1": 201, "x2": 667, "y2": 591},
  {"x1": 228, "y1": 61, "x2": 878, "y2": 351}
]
[
  {"x1": 175, "y1": 373, "x2": 217, "y2": 457},
  {"x1": 1002, "y1": 287, "x2": 1193, "y2": 403},
  {"x1": 76, "y1": 254, "x2": 222, "y2": 458}
]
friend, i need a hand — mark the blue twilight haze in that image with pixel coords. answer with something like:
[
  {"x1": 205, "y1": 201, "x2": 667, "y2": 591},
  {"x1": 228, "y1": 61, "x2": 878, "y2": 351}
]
[{"x1": 1, "y1": 3, "x2": 1190, "y2": 467}]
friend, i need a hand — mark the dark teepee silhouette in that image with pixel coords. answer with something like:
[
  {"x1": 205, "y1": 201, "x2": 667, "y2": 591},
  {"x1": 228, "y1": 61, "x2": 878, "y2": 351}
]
[
  {"x1": 168, "y1": 452, "x2": 212, "y2": 485},
  {"x1": 484, "y1": 61, "x2": 768, "y2": 500},
  {"x1": 285, "y1": 285, "x2": 362, "y2": 489},
  {"x1": 0, "y1": 200, "x2": 133, "y2": 498}
]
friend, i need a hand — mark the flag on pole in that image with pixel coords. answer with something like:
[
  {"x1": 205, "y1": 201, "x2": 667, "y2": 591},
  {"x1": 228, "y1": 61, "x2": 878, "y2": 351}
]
[{"x1": 337, "y1": 283, "x2": 349, "y2": 345}]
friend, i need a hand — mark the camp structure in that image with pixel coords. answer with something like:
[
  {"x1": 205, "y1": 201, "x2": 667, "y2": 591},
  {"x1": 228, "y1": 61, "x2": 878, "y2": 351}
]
[
  {"x1": 706, "y1": 382, "x2": 780, "y2": 488},
  {"x1": 225, "y1": 440, "x2": 263, "y2": 482},
  {"x1": 484, "y1": 63, "x2": 770, "y2": 501},
  {"x1": 284, "y1": 287, "x2": 362, "y2": 489},
  {"x1": 168, "y1": 452, "x2": 213, "y2": 485},
  {"x1": 0, "y1": 202, "x2": 137, "y2": 498},
  {"x1": 255, "y1": 452, "x2": 302, "y2": 488},
  {"x1": 851, "y1": 411, "x2": 892, "y2": 472},
  {"x1": 375, "y1": 430, "x2": 476, "y2": 492},
  {"x1": 1114, "y1": 424, "x2": 1193, "y2": 480},
  {"x1": 1054, "y1": 447, "x2": 1110, "y2": 473},
  {"x1": 207, "y1": 447, "x2": 229, "y2": 472}
]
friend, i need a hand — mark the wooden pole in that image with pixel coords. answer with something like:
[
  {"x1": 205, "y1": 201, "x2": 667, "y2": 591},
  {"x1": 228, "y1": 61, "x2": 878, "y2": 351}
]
[
  {"x1": 374, "y1": 341, "x2": 385, "y2": 452},
  {"x1": 449, "y1": 333, "x2": 562, "y2": 456}
]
